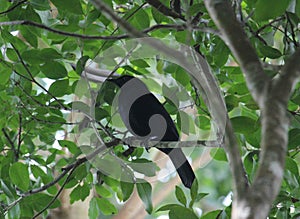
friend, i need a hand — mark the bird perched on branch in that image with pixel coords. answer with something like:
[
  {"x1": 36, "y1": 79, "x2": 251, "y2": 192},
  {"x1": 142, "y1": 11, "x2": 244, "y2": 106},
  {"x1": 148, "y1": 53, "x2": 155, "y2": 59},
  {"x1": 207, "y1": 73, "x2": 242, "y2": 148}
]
[{"x1": 107, "y1": 75, "x2": 195, "y2": 188}]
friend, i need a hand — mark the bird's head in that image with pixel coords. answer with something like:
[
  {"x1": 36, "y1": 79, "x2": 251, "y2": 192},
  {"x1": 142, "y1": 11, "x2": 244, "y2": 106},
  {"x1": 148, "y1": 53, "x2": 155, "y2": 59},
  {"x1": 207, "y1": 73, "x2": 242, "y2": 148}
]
[{"x1": 107, "y1": 75, "x2": 134, "y2": 87}]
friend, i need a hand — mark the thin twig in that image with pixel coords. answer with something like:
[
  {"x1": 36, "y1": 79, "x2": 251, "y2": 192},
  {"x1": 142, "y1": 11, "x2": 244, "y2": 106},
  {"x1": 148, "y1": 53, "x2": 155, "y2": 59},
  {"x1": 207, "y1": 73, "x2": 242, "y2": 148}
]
[
  {"x1": 0, "y1": 20, "x2": 219, "y2": 41},
  {"x1": 11, "y1": 44, "x2": 69, "y2": 110},
  {"x1": 0, "y1": 0, "x2": 28, "y2": 15},
  {"x1": 2, "y1": 128, "x2": 17, "y2": 160},
  {"x1": 32, "y1": 164, "x2": 78, "y2": 219}
]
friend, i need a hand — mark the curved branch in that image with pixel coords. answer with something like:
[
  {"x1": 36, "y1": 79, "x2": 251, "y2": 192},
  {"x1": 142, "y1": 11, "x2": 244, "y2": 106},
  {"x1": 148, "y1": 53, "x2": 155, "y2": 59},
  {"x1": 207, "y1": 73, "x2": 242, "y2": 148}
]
[
  {"x1": 274, "y1": 48, "x2": 300, "y2": 101},
  {"x1": 0, "y1": 20, "x2": 218, "y2": 40},
  {"x1": 0, "y1": 0, "x2": 28, "y2": 15},
  {"x1": 204, "y1": 0, "x2": 270, "y2": 106},
  {"x1": 246, "y1": 49, "x2": 300, "y2": 219}
]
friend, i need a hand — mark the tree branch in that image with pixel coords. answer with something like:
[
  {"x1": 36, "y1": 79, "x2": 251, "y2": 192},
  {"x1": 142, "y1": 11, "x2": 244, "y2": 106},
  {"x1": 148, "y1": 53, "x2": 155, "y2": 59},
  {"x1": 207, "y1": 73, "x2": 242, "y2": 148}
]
[
  {"x1": 0, "y1": 0, "x2": 28, "y2": 15},
  {"x1": 274, "y1": 48, "x2": 300, "y2": 101},
  {"x1": 145, "y1": 0, "x2": 185, "y2": 20},
  {"x1": 0, "y1": 20, "x2": 218, "y2": 40},
  {"x1": 204, "y1": 0, "x2": 270, "y2": 106},
  {"x1": 224, "y1": 116, "x2": 249, "y2": 199},
  {"x1": 244, "y1": 48, "x2": 300, "y2": 219}
]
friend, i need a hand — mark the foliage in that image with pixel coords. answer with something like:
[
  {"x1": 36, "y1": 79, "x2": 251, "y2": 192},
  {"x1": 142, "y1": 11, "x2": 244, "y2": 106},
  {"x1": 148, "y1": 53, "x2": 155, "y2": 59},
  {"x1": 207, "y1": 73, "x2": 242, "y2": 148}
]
[{"x1": 0, "y1": 0, "x2": 299, "y2": 218}]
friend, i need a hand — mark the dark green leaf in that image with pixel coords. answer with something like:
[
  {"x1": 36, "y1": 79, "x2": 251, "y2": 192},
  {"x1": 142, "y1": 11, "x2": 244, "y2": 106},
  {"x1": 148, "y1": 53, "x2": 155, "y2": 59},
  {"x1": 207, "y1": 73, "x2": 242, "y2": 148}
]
[
  {"x1": 20, "y1": 26, "x2": 38, "y2": 48},
  {"x1": 175, "y1": 186, "x2": 187, "y2": 206},
  {"x1": 95, "y1": 185, "x2": 112, "y2": 198},
  {"x1": 41, "y1": 61, "x2": 68, "y2": 79},
  {"x1": 259, "y1": 45, "x2": 282, "y2": 59},
  {"x1": 169, "y1": 205, "x2": 198, "y2": 219},
  {"x1": 51, "y1": 0, "x2": 83, "y2": 14},
  {"x1": 40, "y1": 48, "x2": 62, "y2": 60},
  {"x1": 130, "y1": 59, "x2": 150, "y2": 68},
  {"x1": 195, "y1": 193, "x2": 209, "y2": 202},
  {"x1": 70, "y1": 183, "x2": 90, "y2": 204},
  {"x1": 157, "y1": 204, "x2": 181, "y2": 212},
  {"x1": 210, "y1": 148, "x2": 227, "y2": 162},
  {"x1": 9, "y1": 162, "x2": 30, "y2": 191},
  {"x1": 89, "y1": 197, "x2": 100, "y2": 219},
  {"x1": 96, "y1": 197, "x2": 118, "y2": 215},
  {"x1": 136, "y1": 180, "x2": 153, "y2": 214},
  {"x1": 22, "y1": 193, "x2": 60, "y2": 210},
  {"x1": 285, "y1": 157, "x2": 299, "y2": 175},
  {"x1": 129, "y1": 7, "x2": 150, "y2": 30},
  {"x1": 58, "y1": 140, "x2": 81, "y2": 155},
  {"x1": 120, "y1": 171, "x2": 134, "y2": 201},
  {"x1": 231, "y1": 116, "x2": 258, "y2": 134},
  {"x1": 255, "y1": 0, "x2": 291, "y2": 21},
  {"x1": 296, "y1": 0, "x2": 300, "y2": 18},
  {"x1": 76, "y1": 56, "x2": 90, "y2": 75},
  {"x1": 48, "y1": 79, "x2": 70, "y2": 97},
  {"x1": 31, "y1": 0, "x2": 51, "y2": 10},
  {"x1": 201, "y1": 210, "x2": 223, "y2": 219},
  {"x1": 288, "y1": 129, "x2": 300, "y2": 149},
  {"x1": 189, "y1": 180, "x2": 199, "y2": 207},
  {"x1": 129, "y1": 159, "x2": 157, "y2": 177}
]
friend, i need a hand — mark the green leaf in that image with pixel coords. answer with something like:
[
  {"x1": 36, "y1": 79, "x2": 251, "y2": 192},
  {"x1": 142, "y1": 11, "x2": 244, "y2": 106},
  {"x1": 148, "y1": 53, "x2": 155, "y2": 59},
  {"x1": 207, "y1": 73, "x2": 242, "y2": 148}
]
[
  {"x1": 22, "y1": 193, "x2": 60, "y2": 210},
  {"x1": 0, "y1": 66, "x2": 11, "y2": 86},
  {"x1": 96, "y1": 197, "x2": 118, "y2": 215},
  {"x1": 285, "y1": 157, "x2": 299, "y2": 176},
  {"x1": 195, "y1": 193, "x2": 209, "y2": 202},
  {"x1": 31, "y1": 0, "x2": 51, "y2": 10},
  {"x1": 120, "y1": 171, "x2": 134, "y2": 201},
  {"x1": 1, "y1": 180, "x2": 16, "y2": 198},
  {"x1": 89, "y1": 197, "x2": 100, "y2": 219},
  {"x1": 95, "y1": 185, "x2": 112, "y2": 198},
  {"x1": 129, "y1": 7, "x2": 150, "y2": 30},
  {"x1": 22, "y1": 49, "x2": 45, "y2": 64},
  {"x1": 157, "y1": 204, "x2": 181, "y2": 212},
  {"x1": 20, "y1": 26, "x2": 38, "y2": 48},
  {"x1": 70, "y1": 183, "x2": 90, "y2": 204},
  {"x1": 72, "y1": 164, "x2": 88, "y2": 181},
  {"x1": 189, "y1": 180, "x2": 199, "y2": 207},
  {"x1": 95, "y1": 108, "x2": 110, "y2": 121},
  {"x1": 201, "y1": 210, "x2": 223, "y2": 219},
  {"x1": 244, "y1": 152, "x2": 255, "y2": 175},
  {"x1": 210, "y1": 148, "x2": 227, "y2": 162},
  {"x1": 258, "y1": 45, "x2": 282, "y2": 59},
  {"x1": 58, "y1": 140, "x2": 81, "y2": 155},
  {"x1": 296, "y1": 0, "x2": 300, "y2": 18},
  {"x1": 130, "y1": 59, "x2": 150, "y2": 68},
  {"x1": 175, "y1": 186, "x2": 187, "y2": 206},
  {"x1": 255, "y1": 0, "x2": 291, "y2": 21},
  {"x1": 31, "y1": 165, "x2": 49, "y2": 182},
  {"x1": 76, "y1": 56, "x2": 90, "y2": 75},
  {"x1": 212, "y1": 38, "x2": 229, "y2": 67},
  {"x1": 40, "y1": 48, "x2": 62, "y2": 60},
  {"x1": 288, "y1": 128, "x2": 300, "y2": 149},
  {"x1": 177, "y1": 111, "x2": 190, "y2": 135},
  {"x1": 48, "y1": 79, "x2": 70, "y2": 97},
  {"x1": 227, "y1": 83, "x2": 249, "y2": 95},
  {"x1": 9, "y1": 162, "x2": 30, "y2": 191},
  {"x1": 41, "y1": 61, "x2": 68, "y2": 79},
  {"x1": 136, "y1": 180, "x2": 153, "y2": 214},
  {"x1": 151, "y1": 7, "x2": 170, "y2": 23},
  {"x1": 169, "y1": 205, "x2": 198, "y2": 219},
  {"x1": 129, "y1": 158, "x2": 157, "y2": 177},
  {"x1": 231, "y1": 116, "x2": 258, "y2": 134},
  {"x1": 51, "y1": 0, "x2": 83, "y2": 14},
  {"x1": 169, "y1": 65, "x2": 190, "y2": 87}
]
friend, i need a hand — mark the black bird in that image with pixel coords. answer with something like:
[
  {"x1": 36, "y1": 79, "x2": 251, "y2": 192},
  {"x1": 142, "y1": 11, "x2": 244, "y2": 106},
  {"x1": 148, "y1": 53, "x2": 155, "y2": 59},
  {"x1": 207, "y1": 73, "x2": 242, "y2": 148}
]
[{"x1": 107, "y1": 75, "x2": 195, "y2": 188}]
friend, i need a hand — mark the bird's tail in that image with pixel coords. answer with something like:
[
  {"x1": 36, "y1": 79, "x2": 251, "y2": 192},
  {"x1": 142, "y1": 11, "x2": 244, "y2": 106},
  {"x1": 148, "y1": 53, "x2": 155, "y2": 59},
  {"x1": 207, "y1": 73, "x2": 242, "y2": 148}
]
[{"x1": 164, "y1": 148, "x2": 196, "y2": 189}]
